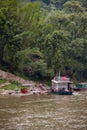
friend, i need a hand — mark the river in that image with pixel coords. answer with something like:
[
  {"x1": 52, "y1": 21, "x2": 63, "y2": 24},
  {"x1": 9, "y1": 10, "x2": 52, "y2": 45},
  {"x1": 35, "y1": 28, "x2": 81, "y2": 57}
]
[{"x1": 0, "y1": 92, "x2": 87, "y2": 130}]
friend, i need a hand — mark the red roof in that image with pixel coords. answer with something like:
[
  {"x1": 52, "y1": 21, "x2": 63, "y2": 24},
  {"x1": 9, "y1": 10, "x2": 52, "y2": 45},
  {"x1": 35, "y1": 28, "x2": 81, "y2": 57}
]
[{"x1": 62, "y1": 76, "x2": 67, "y2": 80}]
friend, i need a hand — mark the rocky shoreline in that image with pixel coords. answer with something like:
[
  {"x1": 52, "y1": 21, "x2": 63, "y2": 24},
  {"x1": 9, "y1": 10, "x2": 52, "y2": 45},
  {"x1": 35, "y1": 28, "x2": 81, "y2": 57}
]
[{"x1": 0, "y1": 69, "x2": 51, "y2": 96}]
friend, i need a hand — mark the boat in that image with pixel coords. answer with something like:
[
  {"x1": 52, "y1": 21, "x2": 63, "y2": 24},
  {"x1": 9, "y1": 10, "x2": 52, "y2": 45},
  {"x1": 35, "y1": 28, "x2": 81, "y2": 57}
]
[
  {"x1": 76, "y1": 82, "x2": 87, "y2": 91},
  {"x1": 21, "y1": 88, "x2": 29, "y2": 93},
  {"x1": 51, "y1": 73, "x2": 73, "y2": 95}
]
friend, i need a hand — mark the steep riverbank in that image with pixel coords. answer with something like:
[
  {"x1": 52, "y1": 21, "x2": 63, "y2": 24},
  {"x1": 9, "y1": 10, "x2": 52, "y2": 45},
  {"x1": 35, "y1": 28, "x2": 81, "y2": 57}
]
[{"x1": 0, "y1": 69, "x2": 34, "y2": 85}]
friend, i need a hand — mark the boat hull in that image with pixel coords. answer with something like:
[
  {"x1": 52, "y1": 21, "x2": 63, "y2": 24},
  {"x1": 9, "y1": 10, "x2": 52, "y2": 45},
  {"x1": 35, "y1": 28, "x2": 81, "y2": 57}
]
[
  {"x1": 53, "y1": 91, "x2": 73, "y2": 95},
  {"x1": 77, "y1": 88, "x2": 87, "y2": 91},
  {"x1": 73, "y1": 88, "x2": 81, "y2": 91},
  {"x1": 76, "y1": 83, "x2": 87, "y2": 91}
]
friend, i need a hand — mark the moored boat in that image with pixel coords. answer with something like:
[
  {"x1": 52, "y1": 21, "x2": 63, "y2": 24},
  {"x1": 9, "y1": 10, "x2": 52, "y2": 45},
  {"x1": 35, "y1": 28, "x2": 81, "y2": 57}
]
[
  {"x1": 76, "y1": 82, "x2": 87, "y2": 91},
  {"x1": 21, "y1": 88, "x2": 29, "y2": 93},
  {"x1": 51, "y1": 73, "x2": 73, "y2": 95}
]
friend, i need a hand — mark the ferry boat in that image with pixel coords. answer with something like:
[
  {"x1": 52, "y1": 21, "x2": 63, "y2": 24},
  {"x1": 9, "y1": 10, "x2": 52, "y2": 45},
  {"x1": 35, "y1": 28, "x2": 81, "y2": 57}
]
[{"x1": 51, "y1": 73, "x2": 73, "y2": 95}]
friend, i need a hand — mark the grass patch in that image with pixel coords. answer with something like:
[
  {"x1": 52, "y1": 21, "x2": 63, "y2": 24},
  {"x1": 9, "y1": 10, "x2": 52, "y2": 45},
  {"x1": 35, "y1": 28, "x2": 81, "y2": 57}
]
[
  {"x1": 3, "y1": 84, "x2": 17, "y2": 90},
  {"x1": 2, "y1": 83, "x2": 29, "y2": 90},
  {"x1": 0, "y1": 79, "x2": 6, "y2": 84},
  {"x1": 0, "y1": 79, "x2": 31, "y2": 90}
]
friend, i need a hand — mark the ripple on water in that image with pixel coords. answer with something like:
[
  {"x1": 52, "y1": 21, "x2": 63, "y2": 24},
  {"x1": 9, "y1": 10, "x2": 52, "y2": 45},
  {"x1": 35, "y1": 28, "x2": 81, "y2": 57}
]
[{"x1": 0, "y1": 93, "x2": 87, "y2": 130}]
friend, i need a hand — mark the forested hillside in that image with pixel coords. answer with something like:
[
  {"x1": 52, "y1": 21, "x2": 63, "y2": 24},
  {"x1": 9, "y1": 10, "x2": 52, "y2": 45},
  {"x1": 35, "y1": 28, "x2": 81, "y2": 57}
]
[
  {"x1": 0, "y1": 0, "x2": 87, "y2": 81},
  {"x1": 21, "y1": 0, "x2": 87, "y2": 10}
]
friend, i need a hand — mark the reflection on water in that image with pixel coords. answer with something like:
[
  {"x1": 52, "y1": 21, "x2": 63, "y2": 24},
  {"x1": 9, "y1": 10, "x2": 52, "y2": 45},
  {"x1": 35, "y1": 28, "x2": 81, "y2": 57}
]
[{"x1": 0, "y1": 92, "x2": 87, "y2": 130}]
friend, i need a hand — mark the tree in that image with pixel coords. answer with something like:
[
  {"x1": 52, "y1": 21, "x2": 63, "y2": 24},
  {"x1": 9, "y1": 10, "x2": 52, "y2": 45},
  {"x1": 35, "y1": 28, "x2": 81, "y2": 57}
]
[
  {"x1": 16, "y1": 2, "x2": 42, "y2": 48},
  {"x1": 0, "y1": 0, "x2": 21, "y2": 69},
  {"x1": 44, "y1": 30, "x2": 69, "y2": 74},
  {"x1": 63, "y1": 1, "x2": 85, "y2": 13},
  {"x1": 14, "y1": 47, "x2": 49, "y2": 79}
]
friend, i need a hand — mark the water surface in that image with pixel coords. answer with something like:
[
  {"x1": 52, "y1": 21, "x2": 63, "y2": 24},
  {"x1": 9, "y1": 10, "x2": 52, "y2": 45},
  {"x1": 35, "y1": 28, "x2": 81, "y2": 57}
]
[{"x1": 0, "y1": 92, "x2": 87, "y2": 130}]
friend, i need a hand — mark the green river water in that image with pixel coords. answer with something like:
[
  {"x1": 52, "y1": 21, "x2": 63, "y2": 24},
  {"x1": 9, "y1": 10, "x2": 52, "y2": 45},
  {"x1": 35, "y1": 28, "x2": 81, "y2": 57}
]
[{"x1": 0, "y1": 92, "x2": 87, "y2": 130}]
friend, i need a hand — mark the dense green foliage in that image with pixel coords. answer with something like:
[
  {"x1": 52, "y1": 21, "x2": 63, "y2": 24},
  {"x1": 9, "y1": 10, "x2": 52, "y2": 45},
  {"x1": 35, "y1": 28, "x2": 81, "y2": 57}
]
[{"x1": 0, "y1": 0, "x2": 87, "y2": 81}]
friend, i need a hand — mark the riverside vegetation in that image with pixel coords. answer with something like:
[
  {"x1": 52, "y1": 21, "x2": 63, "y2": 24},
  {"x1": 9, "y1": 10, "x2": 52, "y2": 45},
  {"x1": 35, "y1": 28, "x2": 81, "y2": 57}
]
[{"x1": 0, "y1": 0, "x2": 87, "y2": 87}]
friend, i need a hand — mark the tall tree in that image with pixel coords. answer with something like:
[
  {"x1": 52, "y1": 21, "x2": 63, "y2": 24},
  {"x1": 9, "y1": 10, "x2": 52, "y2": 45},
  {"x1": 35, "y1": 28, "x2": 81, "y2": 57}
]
[
  {"x1": 63, "y1": 1, "x2": 85, "y2": 13},
  {"x1": 44, "y1": 30, "x2": 69, "y2": 74},
  {"x1": 16, "y1": 2, "x2": 42, "y2": 48},
  {"x1": 0, "y1": 0, "x2": 21, "y2": 68}
]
